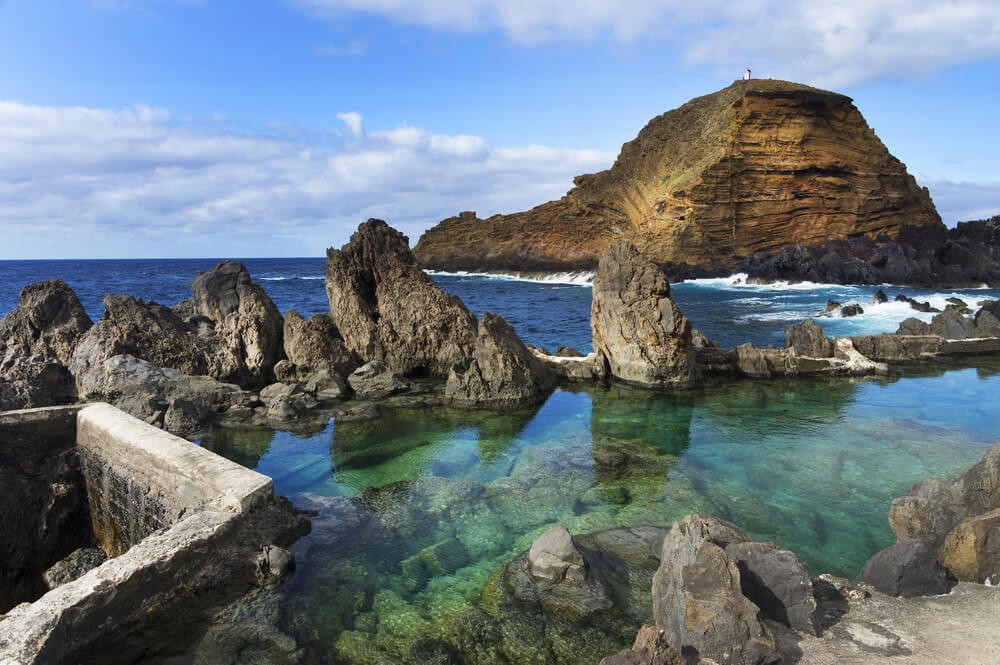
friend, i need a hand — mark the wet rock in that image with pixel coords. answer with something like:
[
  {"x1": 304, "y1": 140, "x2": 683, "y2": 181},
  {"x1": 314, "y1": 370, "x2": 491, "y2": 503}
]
[
  {"x1": 325, "y1": 219, "x2": 477, "y2": 377},
  {"x1": 840, "y1": 303, "x2": 864, "y2": 317},
  {"x1": 348, "y1": 360, "x2": 410, "y2": 398},
  {"x1": 652, "y1": 514, "x2": 780, "y2": 665},
  {"x1": 445, "y1": 312, "x2": 555, "y2": 408},
  {"x1": 784, "y1": 319, "x2": 833, "y2": 358},
  {"x1": 599, "y1": 625, "x2": 685, "y2": 665},
  {"x1": 304, "y1": 368, "x2": 348, "y2": 402},
  {"x1": 871, "y1": 289, "x2": 888, "y2": 304},
  {"x1": 848, "y1": 334, "x2": 943, "y2": 363},
  {"x1": 725, "y1": 541, "x2": 818, "y2": 634},
  {"x1": 334, "y1": 402, "x2": 382, "y2": 421},
  {"x1": 528, "y1": 525, "x2": 586, "y2": 584},
  {"x1": 259, "y1": 382, "x2": 318, "y2": 421},
  {"x1": 256, "y1": 545, "x2": 295, "y2": 586},
  {"x1": 823, "y1": 299, "x2": 842, "y2": 314},
  {"x1": 938, "y1": 508, "x2": 1000, "y2": 584},
  {"x1": 282, "y1": 309, "x2": 358, "y2": 379},
  {"x1": 895, "y1": 294, "x2": 938, "y2": 313},
  {"x1": 0, "y1": 280, "x2": 93, "y2": 409},
  {"x1": 186, "y1": 260, "x2": 284, "y2": 386},
  {"x1": 591, "y1": 241, "x2": 699, "y2": 388},
  {"x1": 42, "y1": 547, "x2": 107, "y2": 590},
  {"x1": 855, "y1": 539, "x2": 954, "y2": 597}
]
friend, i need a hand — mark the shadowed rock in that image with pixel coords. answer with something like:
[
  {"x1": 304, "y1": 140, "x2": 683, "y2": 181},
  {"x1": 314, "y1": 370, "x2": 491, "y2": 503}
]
[
  {"x1": 856, "y1": 539, "x2": 954, "y2": 597},
  {"x1": 725, "y1": 541, "x2": 818, "y2": 635},
  {"x1": 652, "y1": 514, "x2": 780, "y2": 665},
  {"x1": 591, "y1": 241, "x2": 698, "y2": 388},
  {"x1": 325, "y1": 219, "x2": 477, "y2": 377},
  {"x1": 599, "y1": 625, "x2": 685, "y2": 665}
]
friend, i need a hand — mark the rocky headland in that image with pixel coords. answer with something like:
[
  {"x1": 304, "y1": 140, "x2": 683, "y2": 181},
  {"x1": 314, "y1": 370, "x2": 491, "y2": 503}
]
[{"x1": 414, "y1": 80, "x2": 1000, "y2": 287}]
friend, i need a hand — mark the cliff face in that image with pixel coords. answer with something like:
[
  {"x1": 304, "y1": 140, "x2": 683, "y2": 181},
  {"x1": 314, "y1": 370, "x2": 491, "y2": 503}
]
[{"x1": 414, "y1": 80, "x2": 942, "y2": 272}]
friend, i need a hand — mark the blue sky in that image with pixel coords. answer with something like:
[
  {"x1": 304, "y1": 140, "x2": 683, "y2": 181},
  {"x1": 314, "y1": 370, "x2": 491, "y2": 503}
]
[{"x1": 0, "y1": 0, "x2": 998, "y2": 258}]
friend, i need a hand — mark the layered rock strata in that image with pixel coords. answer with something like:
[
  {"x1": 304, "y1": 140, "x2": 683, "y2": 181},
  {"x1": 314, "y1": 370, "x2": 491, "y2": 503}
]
[{"x1": 415, "y1": 79, "x2": 941, "y2": 275}]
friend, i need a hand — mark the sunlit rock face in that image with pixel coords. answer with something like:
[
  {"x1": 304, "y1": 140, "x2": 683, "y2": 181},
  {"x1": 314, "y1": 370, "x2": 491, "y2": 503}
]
[{"x1": 414, "y1": 79, "x2": 941, "y2": 273}]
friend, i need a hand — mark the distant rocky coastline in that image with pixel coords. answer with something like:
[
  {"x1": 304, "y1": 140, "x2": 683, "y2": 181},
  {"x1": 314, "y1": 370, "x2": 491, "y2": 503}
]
[{"x1": 413, "y1": 79, "x2": 1000, "y2": 288}]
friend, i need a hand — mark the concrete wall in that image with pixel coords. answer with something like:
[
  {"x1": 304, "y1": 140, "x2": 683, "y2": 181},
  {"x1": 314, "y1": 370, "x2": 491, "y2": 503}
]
[
  {"x1": 76, "y1": 403, "x2": 272, "y2": 555},
  {"x1": 0, "y1": 405, "x2": 89, "y2": 612},
  {"x1": 0, "y1": 402, "x2": 301, "y2": 665}
]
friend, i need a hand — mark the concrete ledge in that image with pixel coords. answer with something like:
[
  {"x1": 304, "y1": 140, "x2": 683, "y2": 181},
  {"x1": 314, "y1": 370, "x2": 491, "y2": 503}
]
[{"x1": 77, "y1": 402, "x2": 272, "y2": 519}]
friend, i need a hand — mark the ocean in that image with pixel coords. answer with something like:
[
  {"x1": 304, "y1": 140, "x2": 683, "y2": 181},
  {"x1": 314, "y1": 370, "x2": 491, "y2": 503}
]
[{"x1": 4, "y1": 258, "x2": 1000, "y2": 664}]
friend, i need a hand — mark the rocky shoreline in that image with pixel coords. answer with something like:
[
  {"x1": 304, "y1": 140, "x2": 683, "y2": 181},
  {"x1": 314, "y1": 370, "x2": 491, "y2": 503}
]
[{"x1": 4, "y1": 218, "x2": 1000, "y2": 663}]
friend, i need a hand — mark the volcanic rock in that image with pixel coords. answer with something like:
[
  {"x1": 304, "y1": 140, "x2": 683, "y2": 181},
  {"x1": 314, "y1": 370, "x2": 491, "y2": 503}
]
[
  {"x1": 177, "y1": 260, "x2": 285, "y2": 387},
  {"x1": 445, "y1": 312, "x2": 555, "y2": 408},
  {"x1": 784, "y1": 319, "x2": 833, "y2": 358},
  {"x1": 0, "y1": 280, "x2": 93, "y2": 409},
  {"x1": 415, "y1": 80, "x2": 940, "y2": 274},
  {"x1": 938, "y1": 508, "x2": 1000, "y2": 584},
  {"x1": 591, "y1": 241, "x2": 699, "y2": 388},
  {"x1": 326, "y1": 219, "x2": 477, "y2": 377},
  {"x1": 725, "y1": 541, "x2": 818, "y2": 635},
  {"x1": 347, "y1": 360, "x2": 409, "y2": 398},
  {"x1": 281, "y1": 310, "x2": 357, "y2": 379},
  {"x1": 652, "y1": 514, "x2": 780, "y2": 665},
  {"x1": 599, "y1": 625, "x2": 685, "y2": 665},
  {"x1": 855, "y1": 538, "x2": 954, "y2": 597}
]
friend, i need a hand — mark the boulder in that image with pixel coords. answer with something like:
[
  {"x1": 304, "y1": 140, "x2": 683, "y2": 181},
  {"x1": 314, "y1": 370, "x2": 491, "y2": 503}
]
[
  {"x1": 855, "y1": 538, "x2": 954, "y2": 597},
  {"x1": 871, "y1": 289, "x2": 888, "y2": 304},
  {"x1": 42, "y1": 547, "x2": 107, "y2": 590},
  {"x1": 0, "y1": 280, "x2": 93, "y2": 408},
  {"x1": 70, "y1": 294, "x2": 219, "y2": 383},
  {"x1": 528, "y1": 525, "x2": 586, "y2": 584},
  {"x1": 591, "y1": 241, "x2": 699, "y2": 388},
  {"x1": 347, "y1": 361, "x2": 409, "y2": 398},
  {"x1": 178, "y1": 260, "x2": 285, "y2": 387},
  {"x1": 75, "y1": 354, "x2": 256, "y2": 434},
  {"x1": 840, "y1": 303, "x2": 864, "y2": 317},
  {"x1": 599, "y1": 625, "x2": 685, "y2": 665},
  {"x1": 325, "y1": 219, "x2": 477, "y2": 377},
  {"x1": 784, "y1": 319, "x2": 833, "y2": 358},
  {"x1": 724, "y1": 541, "x2": 817, "y2": 635},
  {"x1": 938, "y1": 508, "x2": 1000, "y2": 584},
  {"x1": 555, "y1": 346, "x2": 584, "y2": 358},
  {"x1": 652, "y1": 515, "x2": 780, "y2": 665},
  {"x1": 445, "y1": 312, "x2": 555, "y2": 408},
  {"x1": 259, "y1": 382, "x2": 318, "y2": 421},
  {"x1": 282, "y1": 309, "x2": 357, "y2": 378},
  {"x1": 734, "y1": 343, "x2": 771, "y2": 378}
]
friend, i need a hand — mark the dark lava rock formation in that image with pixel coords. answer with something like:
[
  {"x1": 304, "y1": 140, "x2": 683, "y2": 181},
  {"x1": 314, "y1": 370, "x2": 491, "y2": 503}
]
[{"x1": 414, "y1": 79, "x2": 942, "y2": 277}]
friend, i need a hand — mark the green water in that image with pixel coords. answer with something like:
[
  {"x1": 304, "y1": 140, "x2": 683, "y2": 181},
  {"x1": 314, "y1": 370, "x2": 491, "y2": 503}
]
[{"x1": 193, "y1": 360, "x2": 1000, "y2": 664}]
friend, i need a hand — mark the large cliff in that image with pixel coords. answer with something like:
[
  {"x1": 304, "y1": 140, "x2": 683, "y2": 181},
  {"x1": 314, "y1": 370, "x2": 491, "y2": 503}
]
[{"x1": 413, "y1": 79, "x2": 943, "y2": 273}]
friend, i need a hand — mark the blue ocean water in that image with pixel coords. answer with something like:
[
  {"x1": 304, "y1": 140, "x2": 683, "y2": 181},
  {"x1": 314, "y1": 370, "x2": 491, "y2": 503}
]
[{"x1": 3, "y1": 259, "x2": 999, "y2": 352}]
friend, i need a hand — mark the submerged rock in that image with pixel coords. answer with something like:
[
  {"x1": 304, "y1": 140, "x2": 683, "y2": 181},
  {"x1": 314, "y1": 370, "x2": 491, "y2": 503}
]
[
  {"x1": 325, "y1": 219, "x2": 477, "y2": 377},
  {"x1": 445, "y1": 312, "x2": 555, "y2": 408},
  {"x1": 591, "y1": 241, "x2": 698, "y2": 388}
]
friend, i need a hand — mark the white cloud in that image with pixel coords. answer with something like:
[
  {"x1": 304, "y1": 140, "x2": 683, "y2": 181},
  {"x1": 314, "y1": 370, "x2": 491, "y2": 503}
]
[
  {"x1": 921, "y1": 179, "x2": 1000, "y2": 225},
  {"x1": 0, "y1": 101, "x2": 612, "y2": 258},
  {"x1": 290, "y1": 0, "x2": 1000, "y2": 87}
]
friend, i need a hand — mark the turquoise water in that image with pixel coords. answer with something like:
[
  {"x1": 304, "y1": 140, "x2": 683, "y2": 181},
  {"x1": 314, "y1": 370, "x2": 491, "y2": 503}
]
[{"x1": 192, "y1": 359, "x2": 1000, "y2": 664}]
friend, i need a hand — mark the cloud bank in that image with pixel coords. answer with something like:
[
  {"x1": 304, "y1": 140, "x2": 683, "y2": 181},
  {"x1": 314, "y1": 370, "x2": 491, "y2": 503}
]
[
  {"x1": 0, "y1": 101, "x2": 611, "y2": 258},
  {"x1": 290, "y1": 0, "x2": 1000, "y2": 87},
  {"x1": 0, "y1": 100, "x2": 994, "y2": 259}
]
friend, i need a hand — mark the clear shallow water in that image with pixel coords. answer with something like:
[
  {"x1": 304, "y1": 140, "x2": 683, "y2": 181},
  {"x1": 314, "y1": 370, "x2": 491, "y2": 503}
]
[
  {"x1": 191, "y1": 360, "x2": 1000, "y2": 664},
  {"x1": 5, "y1": 258, "x2": 1000, "y2": 663}
]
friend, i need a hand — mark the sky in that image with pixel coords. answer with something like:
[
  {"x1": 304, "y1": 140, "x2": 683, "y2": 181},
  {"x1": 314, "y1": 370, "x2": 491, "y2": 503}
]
[{"x1": 0, "y1": 0, "x2": 998, "y2": 259}]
